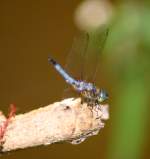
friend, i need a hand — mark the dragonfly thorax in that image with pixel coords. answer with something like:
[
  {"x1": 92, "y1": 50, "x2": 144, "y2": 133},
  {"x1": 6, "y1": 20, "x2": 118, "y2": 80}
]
[
  {"x1": 72, "y1": 80, "x2": 108, "y2": 105},
  {"x1": 72, "y1": 81, "x2": 98, "y2": 103},
  {"x1": 75, "y1": 81, "x2": 95, "y2": 92}
]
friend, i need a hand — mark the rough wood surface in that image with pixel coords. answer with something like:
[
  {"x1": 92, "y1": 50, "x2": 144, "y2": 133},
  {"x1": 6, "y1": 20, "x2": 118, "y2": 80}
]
[{"x1": 0, "y1": 98, "x2": 109, "y2": 152}]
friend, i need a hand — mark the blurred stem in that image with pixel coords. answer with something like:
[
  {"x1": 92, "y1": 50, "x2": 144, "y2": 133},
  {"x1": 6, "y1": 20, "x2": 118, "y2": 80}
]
[{"x1": 107, "y1": 76, "x2": 148, "y2": 159}]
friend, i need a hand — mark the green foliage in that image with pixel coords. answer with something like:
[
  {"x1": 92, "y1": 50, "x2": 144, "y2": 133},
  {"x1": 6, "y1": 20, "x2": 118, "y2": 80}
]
[{"x1": 90, "y1": 2, "x2": 150, "y2": 159}]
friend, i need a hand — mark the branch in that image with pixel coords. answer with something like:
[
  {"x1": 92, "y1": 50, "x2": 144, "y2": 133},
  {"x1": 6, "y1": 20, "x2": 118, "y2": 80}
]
[{"x1": 0, "y1": 98, "x2": 109, "y2": 152}]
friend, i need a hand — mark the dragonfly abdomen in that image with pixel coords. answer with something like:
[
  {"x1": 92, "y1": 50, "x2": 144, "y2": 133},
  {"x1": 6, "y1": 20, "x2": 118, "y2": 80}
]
[{"x1": 48, "y1": 56, "x2": 78, "y2": 86}]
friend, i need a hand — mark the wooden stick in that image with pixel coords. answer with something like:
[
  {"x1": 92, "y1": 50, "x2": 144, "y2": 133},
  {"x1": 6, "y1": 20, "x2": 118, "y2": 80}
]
[{"x1": 0, "y1": 98, "x2": 109, "y2": 152}]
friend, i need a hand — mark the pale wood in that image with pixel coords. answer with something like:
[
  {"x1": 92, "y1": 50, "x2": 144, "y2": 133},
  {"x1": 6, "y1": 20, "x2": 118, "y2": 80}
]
[{"x1": 0, "y1": 98, "x2": 109, "y2": 152}]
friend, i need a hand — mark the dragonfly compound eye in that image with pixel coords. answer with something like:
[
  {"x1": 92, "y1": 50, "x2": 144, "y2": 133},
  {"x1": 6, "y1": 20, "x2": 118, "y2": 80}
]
[{"x1": 98, "y1": 89, "x2": 109, "y2": 102}]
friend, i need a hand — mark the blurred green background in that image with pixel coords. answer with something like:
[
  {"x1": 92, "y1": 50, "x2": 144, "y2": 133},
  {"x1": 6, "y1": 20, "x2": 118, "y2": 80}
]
[{"x1": 0, "y1": 0, "x2": 149, "y2": 159}]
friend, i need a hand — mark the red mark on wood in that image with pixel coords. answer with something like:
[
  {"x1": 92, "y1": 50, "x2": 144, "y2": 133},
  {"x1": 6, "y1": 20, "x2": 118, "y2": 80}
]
[{"x1": 0, "y1": 104, "x2": 16, "y2": 140}]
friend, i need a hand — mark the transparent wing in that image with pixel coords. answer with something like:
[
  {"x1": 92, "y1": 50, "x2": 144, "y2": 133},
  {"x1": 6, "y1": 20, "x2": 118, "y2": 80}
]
[
  {"x1": 62, "y1": 28, "x2": 108, "y2": 99},
  {"x1": 64, "y1": 32, "x2": 89, "y2": 80},
  {"x1": 83, "y1": 28, "x2": 109, "y2": 82},
  {"x1": 62, "y1": 32, "x2": 89, "y2": 98}
]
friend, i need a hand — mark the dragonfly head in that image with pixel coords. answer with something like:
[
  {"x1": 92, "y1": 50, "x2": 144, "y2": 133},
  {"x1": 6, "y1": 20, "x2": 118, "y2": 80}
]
[{"x1": 98, "y1": 89, "x2": 109, "y2": 103}]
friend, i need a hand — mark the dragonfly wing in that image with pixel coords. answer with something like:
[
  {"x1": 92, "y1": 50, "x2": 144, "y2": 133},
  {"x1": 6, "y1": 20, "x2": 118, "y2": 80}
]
[
  {"x1": 62, "y1": 32, "x2": 89, "y2": 99},
  {"x1": 83, "y1": 28, "x2": 109, "y2": 83},
  {"x1": 62, "y1": 28, "x2": 108, "y2": 99},
  {"x1": 64, "y1": 32, "x2": 89, "y2": 80}
]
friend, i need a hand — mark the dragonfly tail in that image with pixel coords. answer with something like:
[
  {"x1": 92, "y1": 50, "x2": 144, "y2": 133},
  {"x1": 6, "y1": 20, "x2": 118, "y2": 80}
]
[{"x1": 48, "y1": 55, "x2": 78, "y2": 87}]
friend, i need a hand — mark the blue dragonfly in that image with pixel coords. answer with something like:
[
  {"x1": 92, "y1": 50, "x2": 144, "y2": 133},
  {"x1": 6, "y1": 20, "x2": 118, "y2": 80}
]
[{"x1": 48, "y1": 29, "x2": 108, "y2": 106}]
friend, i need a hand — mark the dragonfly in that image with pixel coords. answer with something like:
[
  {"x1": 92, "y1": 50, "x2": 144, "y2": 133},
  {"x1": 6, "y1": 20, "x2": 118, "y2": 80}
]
[{"x1": 48, "y1": 29, "x2": 108, "y2": 107}]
